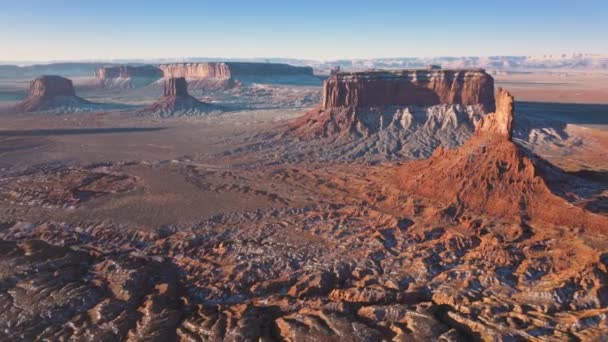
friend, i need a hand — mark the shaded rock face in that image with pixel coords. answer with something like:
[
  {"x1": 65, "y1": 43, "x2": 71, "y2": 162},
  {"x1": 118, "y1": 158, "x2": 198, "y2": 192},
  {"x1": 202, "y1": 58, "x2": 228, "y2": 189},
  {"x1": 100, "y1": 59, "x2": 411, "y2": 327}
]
[
  {"x1": 322, "y1": 69, "x2": 495, "y2": 111},
  {"x1": 29, "y1": 75, "x2": 75, "y2": 98},
  {"x1": 163, "y1": 77, "x2": 188, "y2": 97},
  {"x1": 95, "y1": 65, "x2": 163, "y2": 79}
]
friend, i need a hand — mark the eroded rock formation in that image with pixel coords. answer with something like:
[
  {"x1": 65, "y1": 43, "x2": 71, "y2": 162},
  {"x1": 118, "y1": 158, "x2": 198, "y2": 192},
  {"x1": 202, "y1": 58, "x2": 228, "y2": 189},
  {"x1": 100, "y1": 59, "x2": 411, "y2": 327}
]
[
  {"x1": 137, "y1": 77, "x2": 217, "y2": 117},
  {"x1": 12, "y1": 75, "x2": 93, "y2": 112},
  {"x1": 163, "y1": 77, "x2": 188, "y2": 97},
  {"x1": 398, "y1": 88, "x2": 607, "y2": 230},
  {"x1": 95, "y1": 65, "x2": 163, "y2": 79},
  {"x1": 322, "y1": 69, "x2": 495, "y2": 110}
]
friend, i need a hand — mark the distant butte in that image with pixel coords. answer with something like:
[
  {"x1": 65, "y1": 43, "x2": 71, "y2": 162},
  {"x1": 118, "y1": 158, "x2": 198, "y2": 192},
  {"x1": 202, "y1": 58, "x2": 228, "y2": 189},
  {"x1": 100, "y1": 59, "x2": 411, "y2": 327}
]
[
  {"x1": 12, "y1": 75, "x2": 91, "y2": 112},
  {"x1": 137, "y1": 77, "x2": 218, "y2": 117}
]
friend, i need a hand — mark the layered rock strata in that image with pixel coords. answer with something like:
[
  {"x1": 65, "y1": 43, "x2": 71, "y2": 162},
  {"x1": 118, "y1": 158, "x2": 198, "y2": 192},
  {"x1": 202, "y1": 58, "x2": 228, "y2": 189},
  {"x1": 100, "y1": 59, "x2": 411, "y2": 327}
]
[
  {"x1": 94, "y1": 65, "x2": 163, "y2": 79},
  {"x1": 12, "y1": 75, "x2": 92, "y2": 112},
  {"x1": 322, "y1": 69, "x2": 494, "y2": 110}
]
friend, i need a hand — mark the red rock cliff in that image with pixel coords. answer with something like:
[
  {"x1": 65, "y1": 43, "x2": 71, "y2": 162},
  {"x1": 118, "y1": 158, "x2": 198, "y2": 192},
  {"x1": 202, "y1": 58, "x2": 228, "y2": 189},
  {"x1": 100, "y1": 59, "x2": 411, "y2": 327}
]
[
  {"x1": 159, "y1": 63, "x2": 232, "y2": 79},
  {"x1": 30, "y1": 75, "x2": 75, "y2": 97},
  {"x1": 322, "y1": 69, "x2": 495, "y2": 111}
]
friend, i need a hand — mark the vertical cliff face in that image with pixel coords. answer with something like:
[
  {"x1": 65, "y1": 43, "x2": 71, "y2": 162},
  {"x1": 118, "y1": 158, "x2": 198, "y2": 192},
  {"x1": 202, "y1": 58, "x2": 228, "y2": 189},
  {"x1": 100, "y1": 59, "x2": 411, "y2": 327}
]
[
  {"x1": 30, "y1": 75, "x2": 76, "y2": 98},
  {"x1": 322, "y1": 69, "x2": 495, "y2": 111},
  {"x1": 138, "y1": 77, "x2": 217, "y2": 117},
  {"x1": 12, "y1": 75, "x2": 96, "y2": 112},
  {"x1": 158, "y1": 63, "x2": 232, "y2": 79},
  {"x1": 163, "y1": 77, "x2": 189, "y2": 97},
  {"x1": 474, "y1": 88, "x2": 514, "y2": 140}
]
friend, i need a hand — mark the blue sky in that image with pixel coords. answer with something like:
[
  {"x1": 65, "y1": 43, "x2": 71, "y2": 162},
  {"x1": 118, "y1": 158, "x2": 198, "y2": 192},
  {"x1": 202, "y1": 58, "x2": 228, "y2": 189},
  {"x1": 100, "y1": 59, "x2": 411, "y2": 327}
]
[{"x1": 0, "y1": 0, "x2": 606, "y2": 61}]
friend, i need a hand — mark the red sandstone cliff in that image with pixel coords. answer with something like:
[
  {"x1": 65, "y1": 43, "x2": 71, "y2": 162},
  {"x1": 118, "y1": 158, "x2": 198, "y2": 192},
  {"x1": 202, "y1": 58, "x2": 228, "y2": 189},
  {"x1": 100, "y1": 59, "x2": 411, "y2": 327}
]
[
  {"x1": 322, "y1": 69, "x2": 495, "y2": 110},
  {"x1": 397, "y1": 88, "x2": 607, "y2": 231},
  {"x1": 290, "y1": 69, "x2": 494, "y2": 139},
  {"x1": 159, "y1": 63, "x2": 232, "y2": 79},
  {"x1": 13, "y1": 75, "x2": 90, "y2": 112}
]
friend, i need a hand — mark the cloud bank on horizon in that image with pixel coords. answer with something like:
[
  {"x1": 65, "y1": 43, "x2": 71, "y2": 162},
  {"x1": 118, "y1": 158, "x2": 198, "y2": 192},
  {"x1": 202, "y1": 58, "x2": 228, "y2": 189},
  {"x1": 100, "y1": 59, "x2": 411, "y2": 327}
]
[{"x1": 1, "y1": 0, "x2": 607, "y2": 61}]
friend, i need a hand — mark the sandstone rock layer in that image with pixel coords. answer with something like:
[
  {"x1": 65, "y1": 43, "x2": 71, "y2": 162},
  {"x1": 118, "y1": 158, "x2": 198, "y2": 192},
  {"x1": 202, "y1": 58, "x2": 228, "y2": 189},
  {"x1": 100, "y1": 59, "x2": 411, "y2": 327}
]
[
  {"x1": 322, "y1": 69, "x2": 495, "y2": 110},
  {"x1": 12, "y1": 75, "x2": 92, "y2": 112},
  {"x1": 398, "y1": 88, "x2": 607, "y2": 230}
]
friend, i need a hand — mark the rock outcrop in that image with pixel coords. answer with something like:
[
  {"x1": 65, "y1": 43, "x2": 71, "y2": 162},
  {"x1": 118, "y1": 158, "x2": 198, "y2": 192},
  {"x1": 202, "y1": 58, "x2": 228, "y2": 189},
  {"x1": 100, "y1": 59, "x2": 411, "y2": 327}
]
[
  {"x1": 322, "y1": 69, "x2": 494, "y2": 110},
  {"x1": 163, "y1": 77, "x2": 188, "y2": 97},
  {"x1": 12, "y1": 75, "x2": 94, "y2": 112},
  {"x1": 274, "y1": 69, "x2": 495, "y2": 161},
  {"x1": 397, "y1": 88, "x2": 607, "y2": 230},
  {"x1": 95, "y1": 65, "x2": 163, "y2": 79},
  {"x1": 159, "y1": 62, "x2": 232, "y2": 79},
  {"x1": 159, "y1": 62, "x2": 313, "y2": 79},
  {"x1": 137, "y1": 77, "x2": 218, "y2": 117},
  {"x1": 92, "y1": 62, "x2": 317, "y2": 90},
  {"x1": 94, "y1": 65, "x2": 163, "y2": 89}
]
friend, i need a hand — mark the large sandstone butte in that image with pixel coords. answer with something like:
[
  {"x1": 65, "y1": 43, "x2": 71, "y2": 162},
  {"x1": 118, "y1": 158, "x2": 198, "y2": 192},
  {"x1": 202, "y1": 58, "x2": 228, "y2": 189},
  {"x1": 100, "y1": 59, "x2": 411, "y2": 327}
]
[
  {"x1": 322, "y1": 69, "x2": 495, "y2": 110},
  {"x1": 288, "y1": 69, "x2": 494, "y2": 147},
  {"x1": 398, "y1": 88, "x2": 607, "y2": 230},
  {"x1": 137, "y1": 77, "x2": 216, "y2": 117},
  {"x1": 12, "y1": 75, "x2": 91, "y2": 112}
]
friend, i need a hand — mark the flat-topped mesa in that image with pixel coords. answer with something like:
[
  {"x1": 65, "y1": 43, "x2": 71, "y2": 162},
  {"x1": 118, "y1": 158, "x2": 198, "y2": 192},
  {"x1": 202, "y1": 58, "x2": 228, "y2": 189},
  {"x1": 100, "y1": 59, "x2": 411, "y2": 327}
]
[
  {"x1": 159, "y1": 62, "x2": 232, "y2": 79},
  {"x1": 163, "y1": 77, "x2": 189, "y2": 97},
  {"x1": 158, "y1": 62, "x2": 314, "y2": 79},
  {"x1": 11, "y1": 75, "x2": 96, "y2": 113},
  {"x1": 474, "y1": 88, "x2": 514, "y2": 140},
  {"x1": 30, "y1": 75, "x2": 75, "y2": 98},
  {"x1": 322, "y1": 69, "x2": 495, "y2": 111},
  {"x1": 95, "y1": 65, "x2": 163, "y2": 79}
]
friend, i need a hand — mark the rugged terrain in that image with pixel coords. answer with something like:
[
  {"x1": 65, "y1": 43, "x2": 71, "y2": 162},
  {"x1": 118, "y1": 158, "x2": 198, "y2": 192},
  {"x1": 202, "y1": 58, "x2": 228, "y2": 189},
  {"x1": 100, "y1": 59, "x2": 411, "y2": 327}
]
[
  {"x1": 137, "y1": 77, "x2": 218, "y2": 118},
  {"x1": 0, "y1": 64, "x2": 606, "y2": 340}
]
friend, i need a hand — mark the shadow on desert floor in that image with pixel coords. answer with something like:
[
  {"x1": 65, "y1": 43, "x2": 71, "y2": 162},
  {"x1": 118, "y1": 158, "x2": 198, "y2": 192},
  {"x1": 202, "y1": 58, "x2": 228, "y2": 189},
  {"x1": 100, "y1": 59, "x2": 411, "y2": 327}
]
[
  {"x1": 0, "y1": 127, "x2": 167, "y2": 137},
  {"x1": 517, "y1": 101, "x2": 608, "y2": 127}
]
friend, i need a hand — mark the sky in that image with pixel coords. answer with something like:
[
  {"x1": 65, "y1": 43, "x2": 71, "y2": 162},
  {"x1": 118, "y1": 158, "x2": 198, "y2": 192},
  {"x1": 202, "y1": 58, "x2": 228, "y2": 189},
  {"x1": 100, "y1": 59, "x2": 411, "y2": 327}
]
[{"x1": 0, "y1": 0, "x2": 607, "y2": 62}]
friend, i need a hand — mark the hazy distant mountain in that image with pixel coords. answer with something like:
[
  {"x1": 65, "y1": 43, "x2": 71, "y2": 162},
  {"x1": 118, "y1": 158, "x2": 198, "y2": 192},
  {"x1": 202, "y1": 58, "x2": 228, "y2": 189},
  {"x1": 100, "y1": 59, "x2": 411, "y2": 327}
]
[{"x1": 1, "y1": 54, "x2": 607, "y2": 79}]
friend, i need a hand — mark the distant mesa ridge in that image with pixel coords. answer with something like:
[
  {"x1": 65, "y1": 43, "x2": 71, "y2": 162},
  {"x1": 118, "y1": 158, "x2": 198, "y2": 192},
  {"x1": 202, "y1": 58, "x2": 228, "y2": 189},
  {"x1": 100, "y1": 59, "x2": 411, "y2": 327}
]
[
  {"x1": 94, "y1": 65, "x2": 163, "y2": 79},
  {"x1": 94, "y1": 62, "x2": 314, "y2": 89}
]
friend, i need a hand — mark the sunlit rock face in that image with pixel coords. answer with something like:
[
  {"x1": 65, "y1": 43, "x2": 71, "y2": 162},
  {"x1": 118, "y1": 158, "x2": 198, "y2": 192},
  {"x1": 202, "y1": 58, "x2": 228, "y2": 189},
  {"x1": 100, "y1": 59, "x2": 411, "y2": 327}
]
[{"x1": 321, "y1": 69, "x2": 495, "y2": 111}]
